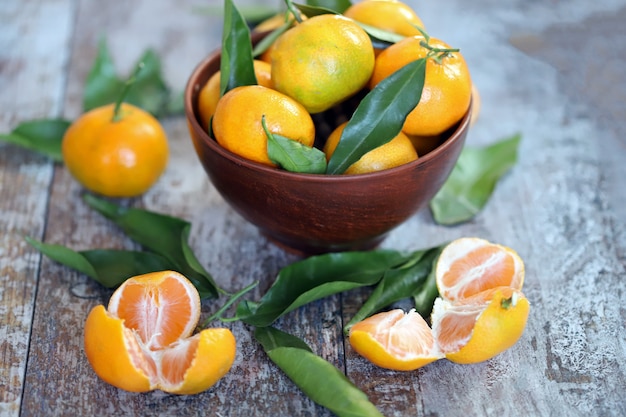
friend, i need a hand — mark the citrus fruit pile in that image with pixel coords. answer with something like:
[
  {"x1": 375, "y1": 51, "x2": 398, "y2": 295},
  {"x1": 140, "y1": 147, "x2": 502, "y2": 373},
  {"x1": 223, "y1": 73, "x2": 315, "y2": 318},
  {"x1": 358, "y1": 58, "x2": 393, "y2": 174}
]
[
  {"x1": 199, "y1": 0, "x2": 474, "y2": 175},
  {"x1": 349, "y1": 237, "x2": 530, "y2": 370},
  {"x1": 84, "y1": 270, "x2": 236, "y2": 394}
]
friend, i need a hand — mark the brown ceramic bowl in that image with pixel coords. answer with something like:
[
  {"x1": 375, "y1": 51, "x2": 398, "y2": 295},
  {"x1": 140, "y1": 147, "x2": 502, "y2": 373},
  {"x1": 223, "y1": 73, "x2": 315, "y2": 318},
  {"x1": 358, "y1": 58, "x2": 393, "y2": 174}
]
[{"x1": 185, "y1": 35, "x2": 471, "y2": 255}]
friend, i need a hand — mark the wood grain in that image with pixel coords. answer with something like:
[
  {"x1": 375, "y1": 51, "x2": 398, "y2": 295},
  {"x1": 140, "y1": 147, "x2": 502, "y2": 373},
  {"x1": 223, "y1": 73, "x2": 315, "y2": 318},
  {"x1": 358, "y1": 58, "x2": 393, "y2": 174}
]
[
  {"x1": 0, "y1": 0, "x2": 74, "y2": 415},
  {"x1": 2, "y1": 0, "x2": 626, "y2": 416}
]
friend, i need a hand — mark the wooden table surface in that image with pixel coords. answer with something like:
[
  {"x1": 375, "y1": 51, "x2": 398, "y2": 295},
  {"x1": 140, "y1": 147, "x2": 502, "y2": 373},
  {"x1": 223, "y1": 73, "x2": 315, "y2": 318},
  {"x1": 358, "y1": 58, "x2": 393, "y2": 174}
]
[{"x1": 2, "y1": 0, "x2": 625, "y2": 416}]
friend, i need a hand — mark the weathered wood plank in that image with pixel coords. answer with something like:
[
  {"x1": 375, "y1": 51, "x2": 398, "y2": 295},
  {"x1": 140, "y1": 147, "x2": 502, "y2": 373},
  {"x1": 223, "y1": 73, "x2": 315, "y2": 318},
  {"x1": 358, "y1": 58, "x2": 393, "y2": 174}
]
[{"x1": 0, "y1": 0, "x2": 74, "y2": 415}]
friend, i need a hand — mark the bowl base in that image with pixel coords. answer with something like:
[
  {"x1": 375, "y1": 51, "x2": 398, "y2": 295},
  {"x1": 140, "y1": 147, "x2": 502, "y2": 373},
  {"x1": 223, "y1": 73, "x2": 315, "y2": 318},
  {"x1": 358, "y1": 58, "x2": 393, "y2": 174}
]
[{"x1": 262, "y1": 233, "x2": 387, "y2": 256}]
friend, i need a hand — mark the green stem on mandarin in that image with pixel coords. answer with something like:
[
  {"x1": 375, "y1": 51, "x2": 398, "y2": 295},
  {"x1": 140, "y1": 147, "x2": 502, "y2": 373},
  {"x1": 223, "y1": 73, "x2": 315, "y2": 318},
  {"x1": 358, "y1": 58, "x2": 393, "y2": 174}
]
[
  {"x1": 419, "y1": 39, "x2": 460, "y2": 55},
  {"x1": 112, "y1": 62, "x2": 145, "y2": 122},
  {"x1": 413, "y1": 24, "x2": 430, "y2": 42},
  {"x1": 200, "y1": 281, "x2": 259, "y2": 327},
  {"x1": 283, "y1": 0, "x2": 303, "y2": 23}
]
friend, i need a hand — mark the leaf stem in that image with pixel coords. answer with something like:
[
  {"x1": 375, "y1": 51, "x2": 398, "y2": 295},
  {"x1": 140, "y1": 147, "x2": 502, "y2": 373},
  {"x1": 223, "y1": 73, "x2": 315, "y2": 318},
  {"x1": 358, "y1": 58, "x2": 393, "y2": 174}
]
[
  {"x1": 283, "y1": 0, "x2": 303, "y2": 23},
  {"x1": 200, "y1": 280, "x2": 259, "y2": 327},
  {"x1": 112, "y1": 62, "x2": 144, "y2": 122}
]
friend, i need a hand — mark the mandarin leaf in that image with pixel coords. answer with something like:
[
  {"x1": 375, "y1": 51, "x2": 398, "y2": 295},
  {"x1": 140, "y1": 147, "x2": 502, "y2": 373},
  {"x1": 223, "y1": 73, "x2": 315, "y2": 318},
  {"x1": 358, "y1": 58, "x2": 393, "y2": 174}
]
[
  {"x1": 83, "y1": 37, "x2": 124, "y2": 112},
  {"x1": 83, "y1": 194, "x2": 221, "y2": 298},
  {"x1": 25, "y1": 237, "x2": 173, "y2": 288},
  {"x1": 345, "y1": 246, "x2": 442, "y2": 333},
  {"x1": 237, "y1": 249, "x2": 415, "y2": 327},
  {"x1": 304, "y1": 0, "x2": 351, "y2": 14},
  {"x1": 255, "y1": 327, "x2": 384, "y2": 417},
  {"x1": 252, "y1": 21, "x2": 291, "y2": 57},
  {"x1": 264, "y1": 117, "x2": 327, "y2": 174},
  {"x1": 326, "y1": 58, "x2": 427, "y2": 174},
  {"x1": 294, "y1": 3, "x2": 338, "y2": 17},
  {"x1": 221, "y1": 0, "x2": 257, "y2": 95},
  {"x1": 429, "y1": 134, "x2": 521, "y2": 225},
  {"x1": 0, "y1": 119, "x2": 70, "y2": 162}
]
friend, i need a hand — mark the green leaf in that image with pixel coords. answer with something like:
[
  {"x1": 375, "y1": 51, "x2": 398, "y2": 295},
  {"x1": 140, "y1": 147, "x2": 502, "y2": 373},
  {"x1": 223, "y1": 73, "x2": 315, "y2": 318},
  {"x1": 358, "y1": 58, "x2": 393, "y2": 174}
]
[
  {"x1": 356, "y1": 22, "x2": 404, "y2": 45},
  {"x1": 412, "y1": 257, "x2": 440, "y2": 319},
  {"x1": 255, "y1": 327, "x2": 384, "y2": 417},
  {"x1": 237, "y1": 249, "x2": 415, "y2": 326},
  {"x1": 255, "y1": 325, "x2": 312, "y2": 351},
  {"x1": 0, "y1": 119, "x2": 70, "y2": 162},
  {"x1": 326, "y1": 58, "x2": 427, "y2": 174},
  {"x1": 221, "y1": 0, "x2": 257, "y2": 96},
  {"x1": 25, "y1": 237, "x2": 174, "y2": 289},
  {"x1": 429, "y1": 134, "x2": 521, "y2": 225},
  {"x1": 191, "y1": 5, "x2": 277, "y2": 25},
  {"x1": 165, "y1": 90, "x2": 185, "y2": 116},
  {"x1": 83, "y1": 194, "x2": 221, "y2": 299},
  {"x1": 294, "y1": 2, "x2": 338, "y2": 17},
  {"x1": 264, "y1": 118, "x2": 327, "y2": 174},
  {"x1": 345, "y1": 245, "x2": 443, "y2": 332},
  {"x1": 252, "y1": 21, "x2": 291, "y2": 58},
  {"x1": 122, "y1": 49, "x2": 170, "y2": 117},
  {"x1": 83, "y1": 38, "x2": 172, "y2": 118},
  {"x1": 83, "y1": 37, "x2": 124, "y2": 112},
  {"x1": 303, "y1": 0, "x2": 351, "y2": 14}
]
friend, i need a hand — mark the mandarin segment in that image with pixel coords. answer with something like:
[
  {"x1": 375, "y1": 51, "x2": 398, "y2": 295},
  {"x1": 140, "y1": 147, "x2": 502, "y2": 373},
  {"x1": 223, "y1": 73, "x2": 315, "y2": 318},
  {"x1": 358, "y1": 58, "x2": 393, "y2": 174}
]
[
  {"x1": 84, "y1": 305, "x2": 153, "y2": 393},
  {"x1": 349, "y1": 309, "x2": 442, "y2": 371},
  {"x1": 436, "y1": 237, "x2": 525, "y2": 301},
  {"x1": 107, "y1": 270, "x2": 201, "y2": 350},
  {"x1": 163, "y1": 328, "x2": 237, "y2": 395}
]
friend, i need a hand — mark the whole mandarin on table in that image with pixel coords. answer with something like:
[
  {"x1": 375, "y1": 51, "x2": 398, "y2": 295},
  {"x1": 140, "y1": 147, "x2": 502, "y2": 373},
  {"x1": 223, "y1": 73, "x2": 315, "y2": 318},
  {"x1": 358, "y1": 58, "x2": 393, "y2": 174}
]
[
  {"x1": 369, "y1": 35, "x2": 472, "y2": 137},
  {"x1": 211, "y1": 85, "x2": 315, "y2": 166},
  {"x1": 62, "y1": 102, "x2": 168, "y2": 197},
  {"x1": 271, "y1": 14, "x2": 375, "y2": 114}
]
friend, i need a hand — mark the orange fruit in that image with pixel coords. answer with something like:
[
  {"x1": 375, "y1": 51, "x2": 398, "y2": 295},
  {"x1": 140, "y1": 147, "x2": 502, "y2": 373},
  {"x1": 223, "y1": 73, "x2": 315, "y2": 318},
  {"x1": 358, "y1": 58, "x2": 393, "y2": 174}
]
[
  {"x1": 431, "y1": 286, "x2": 530, "y2": 364},
  {"x1": 198, "y1": 59, "x2": 273, "y2": 130},
  {"x1": 369, "y1": 36, "x2": 472, "y2": 137},
  {"x1": 349, "y1": 309, "x2": 442, "y2": 371},
  {"x1": 62, "y1": 103, "x2": 169, "y2": 197},
  {"x1": 84, "y1": 270, "x2": 236, "y2": 394},
  {"x1": 435, "y1": 237, "x2": 525, "y2": 301},
  {"x1": 343, "y1": 0, "x2": 425, "y2": 37},
  {"x1": 271, "y1": 14, "x2": 375, "y2": 114},
  {"x1": 323, "y1": 121, "x2": 418, "y2": 174},
  {"x1": 212, "y1": 85, "x2": 316, "y2": 166}
]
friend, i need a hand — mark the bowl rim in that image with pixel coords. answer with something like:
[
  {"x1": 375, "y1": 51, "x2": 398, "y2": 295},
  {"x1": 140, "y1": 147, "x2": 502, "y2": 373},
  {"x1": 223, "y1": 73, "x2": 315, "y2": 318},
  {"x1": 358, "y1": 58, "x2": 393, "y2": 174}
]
[{"x1": 184, "y1": 48, "x2": 472, "y2": 184}]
